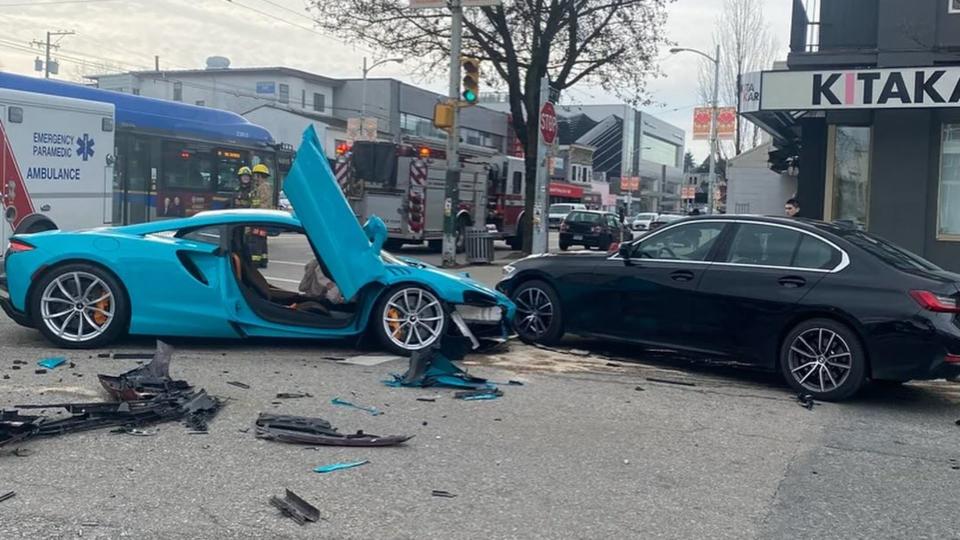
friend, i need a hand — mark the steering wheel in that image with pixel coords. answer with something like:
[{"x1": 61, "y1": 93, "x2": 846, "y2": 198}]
[{"x1": 658, "y1": 246, "x2": 678, "y2": 259}]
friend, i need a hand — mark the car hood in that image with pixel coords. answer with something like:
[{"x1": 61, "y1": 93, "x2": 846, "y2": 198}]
[{"x1": 283, "y1": 125, "x2": 387, "y2": 300}]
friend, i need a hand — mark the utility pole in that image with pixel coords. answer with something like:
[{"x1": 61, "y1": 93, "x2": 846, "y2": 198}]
[
  {"x1": 708, "y1": 43, "x2": 720, "y2": 214},
  {"x1": 33, "y1": 30, "x2": 74, "y2": 78},
  {"x1": 441, "y1": 0, "x2": 463, "y2": 267},
  {"x1": 531, "y1": 76, "x2": 551, "y2": 255}
]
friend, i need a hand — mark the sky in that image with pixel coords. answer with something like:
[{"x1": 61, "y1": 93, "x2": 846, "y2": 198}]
[{"x1": 0, "y1": 0, "x2": 793, "y2": 161}]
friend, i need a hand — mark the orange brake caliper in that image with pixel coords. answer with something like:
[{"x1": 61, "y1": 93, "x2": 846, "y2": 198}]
[
  {"x1": 92, "y1": 290, "x2": 110, "y2": 326},
  {"x1": 387, "y1": 307, "x2": 403, "y2": 338}
]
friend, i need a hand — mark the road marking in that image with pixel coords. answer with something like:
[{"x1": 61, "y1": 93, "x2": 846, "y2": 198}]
[
  {"x1": 265, "y1": 276, "x2": 300, "y2": 285},
  {"x1": 269, "y1": 260, "x2": 307, "y2": 266}
]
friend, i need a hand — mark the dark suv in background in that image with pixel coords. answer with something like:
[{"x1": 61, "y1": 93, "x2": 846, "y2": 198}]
[{"x1": 559, "y1": 210, "x2": 627, "y2": 251}]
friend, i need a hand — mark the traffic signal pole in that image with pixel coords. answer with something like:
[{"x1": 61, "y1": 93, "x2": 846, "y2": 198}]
[{"x1": 442, "y1": 0, "x2": 463, "y2": 268}]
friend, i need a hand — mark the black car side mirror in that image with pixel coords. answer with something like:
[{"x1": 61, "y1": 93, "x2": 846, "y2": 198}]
[{"x1": 619, "y1": 243, "x2": 633, "y2": 264}]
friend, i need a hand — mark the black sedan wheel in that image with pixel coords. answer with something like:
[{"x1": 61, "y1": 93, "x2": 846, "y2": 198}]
[
  {"x1": 779, "y1": 318, "x2": 866, "y2": 401},
  {"x1": 511, "y1": 280, "x2": 563, "y2": 344}
]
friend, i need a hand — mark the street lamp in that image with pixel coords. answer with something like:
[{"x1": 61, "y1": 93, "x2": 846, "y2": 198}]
[
  {"x1": 670, "y1": 45, "x2": 720, "y2": 214},
  {"x1": 361, "y1": 56, "x2": 404, "y2": 120}
]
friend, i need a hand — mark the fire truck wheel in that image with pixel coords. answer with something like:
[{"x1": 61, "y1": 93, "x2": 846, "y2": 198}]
[{"x1": 30, "y1": 262, "x2": 129, "y2": 349}]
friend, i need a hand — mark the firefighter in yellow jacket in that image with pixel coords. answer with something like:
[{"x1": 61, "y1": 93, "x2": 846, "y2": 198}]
[{"x1": 234, "y1": 164, "x2": 273, "y2": 267}]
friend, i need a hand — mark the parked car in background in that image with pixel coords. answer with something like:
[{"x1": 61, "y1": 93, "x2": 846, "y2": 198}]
[
  {"x1": 630, "y1": 212, "x2": 659, "y2": 232},
  {"x1": 500, "y1": 215, "x2": 960, "y2": 401},
  {"x1": 548, "y1": 203, "x2": 586, "y2": 229},
  {"x1": 558, "y1": 210, "x2": 628, "y2": 251},
  {"x1": 649, "y1": 214, "x2": 683, "y2": 231}
]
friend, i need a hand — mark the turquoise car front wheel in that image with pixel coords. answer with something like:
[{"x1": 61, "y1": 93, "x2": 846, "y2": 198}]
[{"x1": 373, "y1": 285, "x2": 447, "y2": 355}]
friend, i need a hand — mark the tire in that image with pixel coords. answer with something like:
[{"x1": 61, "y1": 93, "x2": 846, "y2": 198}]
[
  {"x1": 779, "y1": 318, "x2": 867, "y2": 401},
  {"x1": 372, "y1": 285, "x2": 448, "y2": 356},
  {"x1": 31, "y1": 262, "x2": 129, "y2": 349},
  {"x1": 511, "y1": 280, "x2": 563, "y2": 345},
  {"x1": 559, "y1": 243, "x2": 569, "y2": 251}
]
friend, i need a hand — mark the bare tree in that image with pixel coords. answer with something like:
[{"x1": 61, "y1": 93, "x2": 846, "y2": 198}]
[
  {"x1": 307, "y1": 0, "x2": 672, "y2": 253},
  {"x1": 696, "y1": 0, "x2": 777, "y2": 156}
]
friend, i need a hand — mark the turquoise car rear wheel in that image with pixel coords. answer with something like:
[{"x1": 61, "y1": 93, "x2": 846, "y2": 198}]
[{"x1": 31, "y1": 262, "x2": 129, "y2": 349}]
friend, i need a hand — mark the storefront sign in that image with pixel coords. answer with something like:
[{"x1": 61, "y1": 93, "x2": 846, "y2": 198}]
[
  {"x1": 759, "y1": 66, "x2": 960, "y2": 110},
  {"x1": 619, "y1": 176, "x2": 640, "y2": 192},
  {"x1": 548, "y1": 182, "x2": 583, "y2": 198}
]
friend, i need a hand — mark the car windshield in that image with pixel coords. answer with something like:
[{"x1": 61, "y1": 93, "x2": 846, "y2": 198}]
[
  {"x1": 840, "y1": 230, "x2": 941, "y2": 272},
  {"x1": 567, "y1": 212, "x2": 601, "y2": 223}
]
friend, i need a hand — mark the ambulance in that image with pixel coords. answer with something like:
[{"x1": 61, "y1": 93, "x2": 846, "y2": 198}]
[{"x1": 1, "y1": 87, "x2": 115, "y2": 255}]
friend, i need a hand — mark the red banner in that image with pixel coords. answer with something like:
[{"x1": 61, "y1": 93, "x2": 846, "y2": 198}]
[{"x1": 548, "y1": 182, "x2": 584, "y2": 198}]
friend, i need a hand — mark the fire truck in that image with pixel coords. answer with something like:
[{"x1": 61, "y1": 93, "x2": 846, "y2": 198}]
[{"x1": 337, "y1": 137, "x2": 527, "y2": 251}]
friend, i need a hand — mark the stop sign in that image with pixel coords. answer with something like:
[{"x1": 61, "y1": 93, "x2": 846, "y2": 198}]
[{"x1": 539, "y1": 101, "x2": 557, "y2": 145}]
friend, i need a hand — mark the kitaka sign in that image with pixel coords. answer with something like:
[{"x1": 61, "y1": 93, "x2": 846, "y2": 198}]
[{"x1": 759, "y1": 67, "x2": 960, "y2": 111}]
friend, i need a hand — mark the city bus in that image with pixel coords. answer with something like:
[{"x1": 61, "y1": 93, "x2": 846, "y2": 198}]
[{"x1": 0, "y1": 71, "x2": 282, "y2": 229}]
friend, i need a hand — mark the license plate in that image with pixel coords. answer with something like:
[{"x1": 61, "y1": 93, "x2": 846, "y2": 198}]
[{"x1": 573, "y1": 235, "x2": 583, "y2": 240}]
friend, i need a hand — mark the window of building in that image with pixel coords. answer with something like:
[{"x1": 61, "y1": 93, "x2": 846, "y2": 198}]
[
  {"x1": 938, "y1": 124, "x2": 960, "y2": 238},
  {"x1": 512, "y1": 171, "x2": 523, "y2": 194},
  {"x1": 173, "y1": 81, "x2": 183, "y2": 102},
  {"x1": 279, "y1": 83, "x2": 289, "y2": 104},
  {"x1": 301, "y1": 89, "x2": 306, "y2": 108},
  {"x1": 132, "y1": 88, "x2": 140, "y2": 96},
  {"x1": 642, "y1": 134, "x2": 680, "y2": 168},
  {"x1": 313, "y1": 93, "x2": 325, "y2": 113},
  {"x1": 829, "y1": 126, "x2": 871, "y2": 229}
]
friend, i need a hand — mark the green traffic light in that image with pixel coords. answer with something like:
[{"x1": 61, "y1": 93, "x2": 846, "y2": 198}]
[{"x1": 463, "y1": 89, "x2": 477, "y2": 103}]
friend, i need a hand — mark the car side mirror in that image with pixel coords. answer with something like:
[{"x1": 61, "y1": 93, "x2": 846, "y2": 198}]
[{"x1": 619, "y1": 243, "x2": 633, "y2": 265}]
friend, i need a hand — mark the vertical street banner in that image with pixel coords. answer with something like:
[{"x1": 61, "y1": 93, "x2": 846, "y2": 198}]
[{"x1": 692, "y1": 107, "x2": 737, "y2": 141}]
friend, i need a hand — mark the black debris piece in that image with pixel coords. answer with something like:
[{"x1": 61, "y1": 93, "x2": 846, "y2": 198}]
[
  {"x1": 13, "y1": 360, "x2": 27, "y2": 365},
  {"x1": 13, "y1": 447, "x2": 34, "y2": 457},
  {"x1": 255, "y1": 413, "x2": 412, "y2": 447},
  {"x1": 110, "y1": 427, "x2": 157, "y2": 437},
  {"x1": 634, "y1": 386, "x2": 645, "y2": 392},
  {"x1": 508, "y1": 380, "x2": 525, "y2": 386},
  {"x1": 34, "y1": 370, "x2": 47, "y2": 375},
  {"x1": 97, "y1": 353, "x2": 111, "y2": 358},
  {"x1": 453, "y1": 388, "x2": 504, "y2": 401},
  {"x1": 11, "y1": 366, "x2": 20, "y2": 370},
  {"x1": 2, "y1": 375, "x2": 8, "y2": 380},
  {"x1": 112, "y1": 353, "x2": 155, "y2": 360},
  {"x1": 69, "y1": 363, "x2": 76, "y2": 369},
  {"x1": 416, "y1": 397, "x2": 437, "y2": 402},
  {"x1": 955, "y1": 419, "x2": 960, "y2": 426},
  {"x1": 797, "y1": 394, "x2": 817, "y2": 410},
  {"x1": 270, "y1": 489, "x2": 321, "y2": 525},
  {"x1": 0, "y1": 491, "x2": 14, "y2": 504},
  {"x1": 422, "y1": 421, "x2": 428, "y2": 426},
  {"x1": 646, "y1": 377, "x2": 697, "y2": 387},
  {"x1": 276, "y1": 392, "x2": 312, "y2": 399},
  {"x1": 226, "y1": 381, "x2": 251, "y2": 390},
  {"x1": 431, "y1": 490, "x2": 457, "y2": 498},
  {"x1": 98, "y1": 341, "x2": 191, "y2": 401}
]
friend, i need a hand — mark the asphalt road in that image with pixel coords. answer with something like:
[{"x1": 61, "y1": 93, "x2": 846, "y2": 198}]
[{"x1": 2, "y1": 312, "x2": 960, "y2": 539}]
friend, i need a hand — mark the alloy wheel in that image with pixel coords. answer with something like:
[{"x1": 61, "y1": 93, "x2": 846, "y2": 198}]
[
  {"x1": 39, "y1": 271, "x2": 116, "y2": 343},
  {"x1": 787, "y1": 328, "x2": 853, "y2": 394},
  {"x1": 514, "y1": 287, "x2": 554, "y2": 339},
  {"x1": 381, "y1": 287, "x2": 444, "y2": 351}
]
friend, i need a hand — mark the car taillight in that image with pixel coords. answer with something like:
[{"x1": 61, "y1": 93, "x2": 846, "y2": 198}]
[
  {"x1": 591, "y1": 225, "x2": 601, "y2": 233},
  {"x1": 910, "y1": 290, "x2": 960, "y2": 313},
  {"x1": 7, "y1": 239, "x2": 34, "y2": 253},
  {"x1": 945, "y1": 353, "x2": 960, "y2": 364},
  {"x1": 560, "y1": 222, "x2": 568, "y2": 232}
]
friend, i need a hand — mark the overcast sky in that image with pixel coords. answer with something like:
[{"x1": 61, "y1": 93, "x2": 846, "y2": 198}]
[{"x1": 1, "y1": 0, "x2": 792, "y2": 161}]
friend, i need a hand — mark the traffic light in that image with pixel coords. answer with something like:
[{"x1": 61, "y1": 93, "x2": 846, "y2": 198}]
[
  {"x1": 433, "y1": 101, "x2": 454, "y2": 130},
  {"x1": 461, "y1": 56, "x2": 480, "y2": 105}
]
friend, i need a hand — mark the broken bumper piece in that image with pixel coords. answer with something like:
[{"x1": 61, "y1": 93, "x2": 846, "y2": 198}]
[
  {"x1": 270, "y1": 489, "x2": 321, "y2": 525},
  {"x1": 254, "y1": 413, "x2": 412, "y2": 447}
]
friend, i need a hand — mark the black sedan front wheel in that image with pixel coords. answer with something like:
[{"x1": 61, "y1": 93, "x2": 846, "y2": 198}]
[
  {"x1": 779, "y1": 318, "x2": 867, "y2": 401},
  {"x1": 511, "y1": 280, "x2": 563, "y2": 345}
]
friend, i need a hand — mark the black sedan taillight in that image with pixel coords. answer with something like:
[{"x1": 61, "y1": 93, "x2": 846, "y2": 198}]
[{"x1": 910, "y1": 290, "x2": 960, "y2": 313}]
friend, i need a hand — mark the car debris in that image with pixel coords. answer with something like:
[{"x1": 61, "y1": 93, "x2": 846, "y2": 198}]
[
  {"x1": 0, "y1": 491, "x2": 15, "y2": 504},
  {"x1": 646, "y1": 377, "x2": 697, "y2": 387},
  {"x1": 226, "y1": 381, "x2": 251, "y2": 390},
  {"x1": 255, "y1": 413, "x2": 412, "y2": 447},
  {"x1": 98, "y1": 341, "x2": 190, "y2": 401},
  {"x1": 331, "y1": 397, "x2": 382, "y2": 416},
  {"x1": 416, "y1": 397, "x2": 438, "y2": 402},
  {"x1": 454, "y1": 389, "x2": 504, "y2": 401},
  {"x1": 431, "y1": 490, "x2": 457, "y2": 498},
  {"x1": 313, "y1": 460, "x2": 369, "y2": 474},
  {"x1": 37, "y1": 357, "x2": 66, "y2": 370},
  {"x1": 270, "y1": 489, "x2": 321, "y2": 525},
  {"x1": 385, "y1": 343, "x2": 496, "y2": 391},
  {"x1": 111, "y1": 353, "x2": 156, "y2": 360},
  {"x1": 110, "y1": 427, "x2": 158, "y2": 437},
  {"x1": 34, "y1": 369, "x2": 47, "y2": 375},
  {"x1": 797, "y1": 393, "x2": 817, "y2": 410},
  {"x1": 276, "y1": 392, "x2": 312, "y2": 399}
]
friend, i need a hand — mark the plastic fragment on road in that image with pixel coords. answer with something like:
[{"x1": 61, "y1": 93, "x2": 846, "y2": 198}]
[
  {"x1": 277, "y1": 392, "x2": 312, "y2": 399},
  {"x1": 98, "y1": 341, "x2": 191, "y2": 401},
  {"x1": 385, "y1": 345, "x2": 496, "y2": 391},
  {"x1": 255, "y1": 413, "x2": 412, "y2": 447},
  {"x1": 314, "y1": 460, "x2": 369, "y2": 474},
  {"x1": 432, "y1": 490, "x2": 457, "y2": 498},
  {"x1": 226, "y1": 381, "x2": 251, "y2": 390},
  {"x1": 797, "y1": 393, "x2": 817, "y2": 410},
  {"x1": 0, "y1": 491, "x2": 14, "y2": 503},
  {"x1": 331, "y1": 397, "x2": 382, "y2": 416},
  {"x1": 336, "y1": 354, "x2": 402, "y2": 367},
  {"x1": 37, "y1": 357, "x2": 66, "y2": 370},
  {"x1": 270, "y1": 489, "x2": 321, "y2": 525},
  {"x1": 646, "y1": 377, "x2": 697, "y2": 387},
  {"x1": 454, "y1": 388, "x2": 504, "y2": 401}
]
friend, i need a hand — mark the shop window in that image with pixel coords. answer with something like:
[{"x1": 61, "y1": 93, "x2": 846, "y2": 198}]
[
  {"x1": 313, "y1": 93, "x2": 325, "y2": 113},
  {"x1": 829, "y1": 126, "x2": 871, "y2": 229},
  {"x1": 938, "y1": 124, "x2": 960, "y2": 239}
]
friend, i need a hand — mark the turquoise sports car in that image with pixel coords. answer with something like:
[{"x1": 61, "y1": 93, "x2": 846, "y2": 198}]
[{"x1": 0, "y1": 126, "x2": 514, "y2": 354}]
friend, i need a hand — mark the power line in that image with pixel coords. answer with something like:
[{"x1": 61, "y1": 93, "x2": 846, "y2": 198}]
[
  {"x1": 0, "y1": 0, "x2": 122, "y2": 6},
  {"x1": 222, "y1": 0, "x2": 373, "y2": 54}
]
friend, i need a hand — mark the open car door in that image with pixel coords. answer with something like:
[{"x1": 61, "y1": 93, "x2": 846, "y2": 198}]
[{"x1": 282, "y1": 125, "x2": 386, "y2": 300}]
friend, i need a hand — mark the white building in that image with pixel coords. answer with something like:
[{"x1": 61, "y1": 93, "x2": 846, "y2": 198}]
[{"x1": 726, "y1": 142, "x2": 797, "y2": 216}]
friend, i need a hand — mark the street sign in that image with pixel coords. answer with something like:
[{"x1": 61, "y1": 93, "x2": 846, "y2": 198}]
[
  {"x1": 408, "y1": 0, "x2": 500, "y2": 8},
  {"x1": 539, "y1": 101, "x2": 557, "y2": 145}
]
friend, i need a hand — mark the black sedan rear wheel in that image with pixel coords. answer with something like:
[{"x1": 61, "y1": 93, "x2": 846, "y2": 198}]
[
  {"x1": 779, "y1": 318, "x2": 866, "y2": 401},
  {"x1": 511, "y1": 280, "x2": 563, "y2": 345}
]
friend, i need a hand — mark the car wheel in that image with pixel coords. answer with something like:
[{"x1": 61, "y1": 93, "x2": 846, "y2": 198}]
[
  {"x1": 559, "y1": 242, "x2": 569, "y2": 251},
  {"x1": 31, "y1": 263, "x2": 129, "y2": 349},
  {"x1": 373, "y1": 285, "x2": 447, "y2": 355},
  {"x1": 779, "y1": 318, "x2": 866, "y2": 401},
  {"x1": 511, "y1": 280, "x2": 563, "y2": 345}
]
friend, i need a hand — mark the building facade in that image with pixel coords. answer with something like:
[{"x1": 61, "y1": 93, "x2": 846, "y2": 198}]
[{"x1": 745, "y1": 0, "x2": 960, "y2": 270}]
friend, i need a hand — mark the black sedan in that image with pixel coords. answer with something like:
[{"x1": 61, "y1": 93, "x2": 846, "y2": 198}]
[
  {"x1": 559, "y1": 210, "x2": 628, "y2": 251},
  {"x1": 498, "y1": 215, "x2": 960, "y2": 400}
]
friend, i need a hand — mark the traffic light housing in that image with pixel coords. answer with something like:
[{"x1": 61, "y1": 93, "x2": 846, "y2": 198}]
[{"x1": 461, "y1": 56, "x2": 480, "y2": 105}]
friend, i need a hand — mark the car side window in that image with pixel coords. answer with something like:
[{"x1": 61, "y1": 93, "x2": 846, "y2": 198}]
[
  {"x1": 635, "y1": 223, "x2": 726, "y2": 261},
  {"x1": 794, "y1": 234, "x2": 842, "y2": 270},
  {"x1": 725, "y1": 224, "x2": 800, "y2": 267},
  {"x1": 606, "y1": 215, "x2": 618, "y2": 228},
  {"x1": 177, "y1": 226, "x2": 222, "y2": 246}
]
